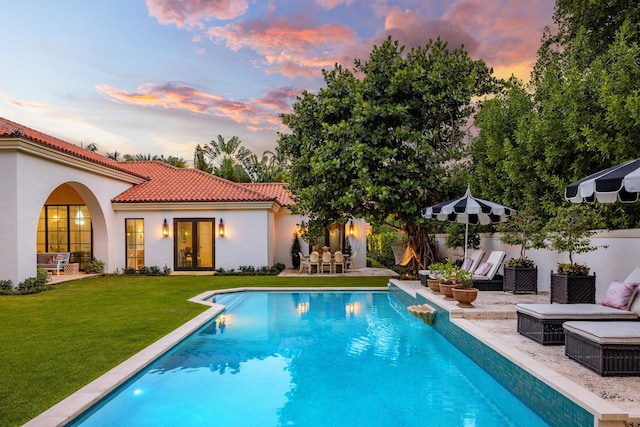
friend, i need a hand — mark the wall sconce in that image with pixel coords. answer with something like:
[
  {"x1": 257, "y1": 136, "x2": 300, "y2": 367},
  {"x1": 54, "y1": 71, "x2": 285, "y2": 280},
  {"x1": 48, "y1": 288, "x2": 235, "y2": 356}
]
[
  {"x1": 348, "y1": 220, "x2": 355, "y2": 236},
  {"x1": 162, "y1": 219, "x2": 169, "y2": 237},
  {"x1": 218, "y1": 218, "x2": 225, "y2": 237}
]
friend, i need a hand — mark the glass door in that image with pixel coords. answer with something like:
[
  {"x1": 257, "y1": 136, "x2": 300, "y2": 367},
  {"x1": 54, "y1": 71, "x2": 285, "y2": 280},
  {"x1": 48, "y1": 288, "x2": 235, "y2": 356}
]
[{"x1": 175, "y1": 219, "x2": 215, "y2": 270}]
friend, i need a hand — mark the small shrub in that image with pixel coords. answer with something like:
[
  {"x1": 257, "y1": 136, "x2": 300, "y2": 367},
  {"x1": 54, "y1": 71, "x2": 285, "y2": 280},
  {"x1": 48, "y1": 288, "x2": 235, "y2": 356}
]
[
  {"x1": 148, "y1": 266, "x2": 162, "y2": 276},
  {"x1": 163, "y1": 265, "x2": 172, "y2": 275},
  {"x1": 36, "y1": 267, "x2": 48, "y2": 284},
  {"x1": 84, "y1": 258, "x2": 105, "y2": 274},
  {"x1": 137, "y1": 266, "x2": 151, "y2": 276},
  {"x1": 123, "y1": 267, "x2": 137, "y2": 275}
]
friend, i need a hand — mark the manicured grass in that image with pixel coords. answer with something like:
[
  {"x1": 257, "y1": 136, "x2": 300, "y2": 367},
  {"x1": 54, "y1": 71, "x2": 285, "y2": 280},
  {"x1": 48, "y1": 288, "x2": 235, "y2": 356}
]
[{"x1": 0, "y1": 274, "x2": 389, "y2": 426}]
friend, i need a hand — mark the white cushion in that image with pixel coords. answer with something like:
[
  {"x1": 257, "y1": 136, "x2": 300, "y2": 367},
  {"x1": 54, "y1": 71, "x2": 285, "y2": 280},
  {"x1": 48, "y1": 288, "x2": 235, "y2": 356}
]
[
  {"x1": 516, "y1": 303, "x2": 637, "y2": 320},
  {"x1": 564, "y1": 321, "x2": 640, "y2": 345}
]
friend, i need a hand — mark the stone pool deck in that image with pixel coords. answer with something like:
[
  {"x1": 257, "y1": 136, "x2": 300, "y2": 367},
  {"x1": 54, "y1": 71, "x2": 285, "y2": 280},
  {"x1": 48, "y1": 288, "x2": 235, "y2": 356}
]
[{"x1": 392, "y1": 279, "x2": 640, "y2": 427}]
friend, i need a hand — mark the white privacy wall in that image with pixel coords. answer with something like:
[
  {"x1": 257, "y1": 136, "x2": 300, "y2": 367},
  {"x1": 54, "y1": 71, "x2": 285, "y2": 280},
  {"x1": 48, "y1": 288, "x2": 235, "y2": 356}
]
[{"x1": 435, "y1": 229, "x2": 640, "y2": 302}]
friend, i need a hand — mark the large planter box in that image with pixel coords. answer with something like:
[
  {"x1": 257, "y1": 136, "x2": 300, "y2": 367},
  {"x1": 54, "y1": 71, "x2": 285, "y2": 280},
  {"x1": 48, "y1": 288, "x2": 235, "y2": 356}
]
[
  {"x1": 550, "y1": 272, "x2": 596, "y2": 304},
  {"x1": 504, "y1": 267, "x2": 537, "y2": 294}
]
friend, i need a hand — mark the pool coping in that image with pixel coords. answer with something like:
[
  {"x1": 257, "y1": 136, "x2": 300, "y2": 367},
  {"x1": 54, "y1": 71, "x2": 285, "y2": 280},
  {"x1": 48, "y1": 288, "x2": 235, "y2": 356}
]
[
  {"x1": 24, "y1": 287, "x2": 384, "y2": 427},
  {"x1": 391, "y1": 279, "x2": 632, "y2": 427}
]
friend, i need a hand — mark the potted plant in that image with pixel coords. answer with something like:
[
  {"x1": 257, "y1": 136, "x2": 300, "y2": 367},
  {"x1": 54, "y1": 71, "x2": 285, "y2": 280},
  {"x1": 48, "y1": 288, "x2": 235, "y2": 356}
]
[
  {"x1": 499, "y1": 209, "x2": 546, "y2": 294},
  {"x1": 543, "y1": 205, "x2": 606, "y2": 304},
  {"x1": 290, "y1": 233, "x2": 301, "y2": 270},
  {"x1": 426, "y1": 262, "x2": 446, "y2": 293},
  {"x1": 449, "y1": 267, "x2": 477, "y2": 307}
]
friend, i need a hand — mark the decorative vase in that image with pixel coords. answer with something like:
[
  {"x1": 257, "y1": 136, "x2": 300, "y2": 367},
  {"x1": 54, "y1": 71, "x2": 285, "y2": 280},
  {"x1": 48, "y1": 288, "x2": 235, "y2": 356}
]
[
  {"x1": 452, "y1": 287, "x2": 479, "y2": 308},
  {"x1": 439, "y1": 283, "x2": 459, "y2": 300},
  {"x1": 550, "y1": 272, "x2": 596, "y2": 304},
  {"x1": 427, "y1": 278, "x2": 441, "y2": 293},
  {"x1": 504, "y1": 266, "x2": 538, "y2": 294}
]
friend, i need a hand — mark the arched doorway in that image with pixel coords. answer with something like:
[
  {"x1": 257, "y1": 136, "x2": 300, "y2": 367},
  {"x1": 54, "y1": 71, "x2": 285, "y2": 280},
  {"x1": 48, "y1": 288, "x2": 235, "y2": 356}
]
[{"x1": 37, "y1": 184, "x2": 93, "y2": 269}]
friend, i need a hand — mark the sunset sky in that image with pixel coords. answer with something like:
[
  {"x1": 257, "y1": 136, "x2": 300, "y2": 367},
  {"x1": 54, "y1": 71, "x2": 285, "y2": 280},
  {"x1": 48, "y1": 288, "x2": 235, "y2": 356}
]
[{"x1": 0, "y1": 0, "x2": 555, "y2": 162}]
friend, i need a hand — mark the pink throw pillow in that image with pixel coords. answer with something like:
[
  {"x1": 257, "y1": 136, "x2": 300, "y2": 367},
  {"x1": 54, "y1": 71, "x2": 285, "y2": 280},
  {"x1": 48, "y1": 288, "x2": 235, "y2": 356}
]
[
  {"x1": 601, "y1": 281, "x2": 639, "y2": 310},
  {"x1": 475, "y1": 262, "x2": 492, "y2": 276}
]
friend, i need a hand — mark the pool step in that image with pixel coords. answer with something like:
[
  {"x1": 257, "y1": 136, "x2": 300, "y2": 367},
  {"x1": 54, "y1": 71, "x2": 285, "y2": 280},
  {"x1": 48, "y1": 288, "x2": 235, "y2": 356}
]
[{"x1": 211, "y1": 292, "x2": 248, "y2": 311}]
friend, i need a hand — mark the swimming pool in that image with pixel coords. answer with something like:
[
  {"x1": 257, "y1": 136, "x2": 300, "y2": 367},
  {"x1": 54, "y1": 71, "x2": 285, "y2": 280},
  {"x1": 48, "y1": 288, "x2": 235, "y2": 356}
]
[{"x1": 69, "y1": 290, "x2": 552, "y2": 426}]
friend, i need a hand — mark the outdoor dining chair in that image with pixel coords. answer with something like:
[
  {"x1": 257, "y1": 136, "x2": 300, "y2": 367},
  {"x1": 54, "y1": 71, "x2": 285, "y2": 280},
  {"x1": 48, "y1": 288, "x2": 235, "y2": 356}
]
[
  {"x1": 321, "y1": 251, "x2": 333, "y2": 273},
  {"x1": 308, "y1": 251, "x2": 320, "y2": 274},
  {"x1": 333, "y1": 251, "x2": 345, "y2": 273}
]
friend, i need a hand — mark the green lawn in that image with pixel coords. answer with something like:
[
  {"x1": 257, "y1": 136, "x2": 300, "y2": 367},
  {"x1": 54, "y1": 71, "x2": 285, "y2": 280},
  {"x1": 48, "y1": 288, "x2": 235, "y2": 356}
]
[{"x1": 0, "y1": 274, "x2": 389, "y2": 426}]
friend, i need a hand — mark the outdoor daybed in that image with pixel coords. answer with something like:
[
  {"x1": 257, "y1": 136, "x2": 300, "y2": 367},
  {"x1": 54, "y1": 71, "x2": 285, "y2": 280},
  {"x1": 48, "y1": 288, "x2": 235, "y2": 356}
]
[
  {"x1": 564, "y1": 321, "x2": 640, "y2": 376},
  {"x1": 517, "y1": 267, "x2": 640, "y2": 345}
]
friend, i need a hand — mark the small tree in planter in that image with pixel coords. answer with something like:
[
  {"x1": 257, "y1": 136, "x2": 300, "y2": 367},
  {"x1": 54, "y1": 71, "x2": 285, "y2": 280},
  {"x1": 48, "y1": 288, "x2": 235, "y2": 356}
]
[
  {"x1": 499, "y1": 209, "x2": 547, "y2": 293},
  {"x1": 290, "y1": 233, "x2": 302, "y2": 270},
  {"x1": 543, "y1": 205, "x2": 607, "y2": 303}
]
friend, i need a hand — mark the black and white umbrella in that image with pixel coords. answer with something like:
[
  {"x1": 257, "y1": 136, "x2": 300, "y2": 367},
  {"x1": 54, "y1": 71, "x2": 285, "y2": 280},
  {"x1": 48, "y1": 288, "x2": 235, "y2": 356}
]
[
  {"x1": 422, "y1": 187, "x2": 516, "y2": 260},
  {"x1": 565, "y1": 159, "x2": 640, "y2": 203}
]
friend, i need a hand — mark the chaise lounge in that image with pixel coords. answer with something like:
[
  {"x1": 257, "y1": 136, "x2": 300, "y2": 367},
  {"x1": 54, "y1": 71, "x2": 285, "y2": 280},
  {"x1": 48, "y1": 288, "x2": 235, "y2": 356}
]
[
  {"x1": 517, "y1": 267, "x2": 640, "y2": 345},
  {"x1": 472, "y1": 250, "x2": 506, "y2": 291}
]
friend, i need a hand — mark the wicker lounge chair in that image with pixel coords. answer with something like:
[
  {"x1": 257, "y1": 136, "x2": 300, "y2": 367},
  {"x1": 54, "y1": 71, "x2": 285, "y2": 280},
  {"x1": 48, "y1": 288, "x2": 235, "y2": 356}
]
[
  {"x1": 564, "y1": 321, "x2": 640, "y2": 376},
  {"x1": 517, "y1": 267, "x2": 640, "y2": 345},
  {"x1": 472, "y1": 251, "x2": 506, "y2": 291}
]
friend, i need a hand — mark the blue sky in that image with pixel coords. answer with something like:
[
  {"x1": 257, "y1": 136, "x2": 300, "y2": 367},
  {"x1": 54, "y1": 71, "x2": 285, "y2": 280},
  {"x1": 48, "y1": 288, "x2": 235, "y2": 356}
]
[{"x1": 0, "y1": 0, "x2": 554, "y2": 162}]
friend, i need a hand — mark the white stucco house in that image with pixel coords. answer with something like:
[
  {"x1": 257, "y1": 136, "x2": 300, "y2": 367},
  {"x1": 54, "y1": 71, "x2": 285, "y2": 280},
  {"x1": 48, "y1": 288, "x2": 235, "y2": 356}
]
[{"x1": 0, "y1": 117, "x2": 367, "y2": 285}]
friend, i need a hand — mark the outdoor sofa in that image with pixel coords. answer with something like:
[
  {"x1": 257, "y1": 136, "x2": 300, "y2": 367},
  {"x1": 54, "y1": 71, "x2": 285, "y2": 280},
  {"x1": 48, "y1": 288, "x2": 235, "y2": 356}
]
[
  {"x1": 517, "y1": 267, "x2": 640, "y2": 345},
  {"x1": 36, "y1": 252, "x2": 70, "y2": 275}
]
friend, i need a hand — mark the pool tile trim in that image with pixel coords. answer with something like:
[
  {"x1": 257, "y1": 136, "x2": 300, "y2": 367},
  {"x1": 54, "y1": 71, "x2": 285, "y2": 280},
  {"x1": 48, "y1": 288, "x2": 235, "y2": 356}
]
[{"x1": 390, "y1": 280, "x2": 630, "y2": 427}]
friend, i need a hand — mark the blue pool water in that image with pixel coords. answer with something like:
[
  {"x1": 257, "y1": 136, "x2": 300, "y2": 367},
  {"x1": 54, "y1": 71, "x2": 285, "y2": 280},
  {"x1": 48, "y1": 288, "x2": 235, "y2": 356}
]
[{"x1": 69, "y1": 291, "x2": 552, "y2": 426}]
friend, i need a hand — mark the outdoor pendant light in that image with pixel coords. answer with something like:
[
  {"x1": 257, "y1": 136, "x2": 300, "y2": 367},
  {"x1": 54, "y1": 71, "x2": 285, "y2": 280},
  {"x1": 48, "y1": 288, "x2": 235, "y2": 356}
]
[
  {"x1": 348, "y1": 220, "x2": 354, "y2": 236},
  {"x1": 218, "y1": 218, "x2": 225, "y2": 237}
]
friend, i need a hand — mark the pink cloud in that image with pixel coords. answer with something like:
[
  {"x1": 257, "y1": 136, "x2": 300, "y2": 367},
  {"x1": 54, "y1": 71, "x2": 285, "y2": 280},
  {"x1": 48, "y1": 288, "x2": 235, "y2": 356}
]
[
  {"x1": 445, "y1": 0, "x2": 554, "y2": 75},
  {"x1": 146, "y1": 0, "x2": 249, "y2": 28},
  {"x1": 96, "y1": 82, "x2": 287, "y2": 131},
  {"x1": 315, "y1": 0, "x2": 355, "y2": 9},
  {"x1": 371, "y1": 7, "x2": 479, "y2": 53},
  {"x1": 206, "y1": 17, "x2": 357, "y2": 78}
]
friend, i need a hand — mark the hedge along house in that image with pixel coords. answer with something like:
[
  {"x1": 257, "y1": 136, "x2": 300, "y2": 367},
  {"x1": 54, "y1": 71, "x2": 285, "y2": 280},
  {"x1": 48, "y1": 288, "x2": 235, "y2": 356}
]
[{"x1": 0, "y1": 117, "x2": 367, "y2": 286}]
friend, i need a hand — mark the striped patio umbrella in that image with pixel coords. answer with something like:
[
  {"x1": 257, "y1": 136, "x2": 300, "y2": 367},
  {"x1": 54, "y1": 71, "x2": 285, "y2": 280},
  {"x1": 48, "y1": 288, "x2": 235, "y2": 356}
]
[
  {"x1": 421, "y1": 187, "x2": 516, "y2": 261},
  {"x1": 565, "y1": 159, "x2": 640, "y2": 203}
]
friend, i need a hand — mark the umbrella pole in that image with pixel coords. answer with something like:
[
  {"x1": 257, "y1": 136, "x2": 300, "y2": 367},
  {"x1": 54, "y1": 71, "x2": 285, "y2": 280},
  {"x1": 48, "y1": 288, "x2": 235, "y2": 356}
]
[{"x1": 464, "y1": 219, "x2": 469, "y2": 263}]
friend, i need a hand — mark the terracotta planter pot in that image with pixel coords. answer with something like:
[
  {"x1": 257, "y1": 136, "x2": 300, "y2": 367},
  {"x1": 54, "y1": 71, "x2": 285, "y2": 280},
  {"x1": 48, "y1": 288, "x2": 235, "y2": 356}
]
[
  {"x1": 427, "y1": 278, "x2": 441, "y2": 293},
  {"x1": 452, "y1": 287, "x2": 479, "y2": 308},
  {"x1": 438, "y1": 283, "x2": 459, "y2": 300}
]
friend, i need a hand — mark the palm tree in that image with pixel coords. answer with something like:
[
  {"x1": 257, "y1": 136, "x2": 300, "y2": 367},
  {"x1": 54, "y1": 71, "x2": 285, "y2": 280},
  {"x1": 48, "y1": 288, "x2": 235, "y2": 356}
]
[
  {"x1": 243, "y1": 150, "x2": 288, "y2": 182},
  {"x1": 200, "y1": 135, "x2": 252, "y2": 182}
]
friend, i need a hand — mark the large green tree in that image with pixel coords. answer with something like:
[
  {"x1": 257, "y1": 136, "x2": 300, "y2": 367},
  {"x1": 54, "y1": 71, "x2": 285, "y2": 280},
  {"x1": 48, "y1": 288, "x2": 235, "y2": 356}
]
[
  {"x1": 472, "y1": 4, "x2": 640, "y2": 226},
  {"x1": 278, "y1": 37, "x2": 498, "y2": 268}
]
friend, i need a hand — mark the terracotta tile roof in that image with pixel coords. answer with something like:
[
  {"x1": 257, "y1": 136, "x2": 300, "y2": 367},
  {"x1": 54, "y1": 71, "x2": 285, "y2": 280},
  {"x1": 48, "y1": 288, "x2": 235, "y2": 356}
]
[
  {"x1": 0, "y1": 117, "x2": 147, "y2": 179},
  {"x1": 113, "y1": 161, "x2": 280, "y2": 203},
  {"x1": 240, "y1": 183, "x2": 295, "y2": 207},
  {"x1": 1, "y1": 117, "x2": 295, "y2": 207}
]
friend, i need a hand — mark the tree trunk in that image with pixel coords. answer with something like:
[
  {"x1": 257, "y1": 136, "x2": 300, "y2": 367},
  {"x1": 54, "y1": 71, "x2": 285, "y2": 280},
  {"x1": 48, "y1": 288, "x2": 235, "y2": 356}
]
[{"x1": 405, "y1": 223, "x2": 439, "y2": 271}]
